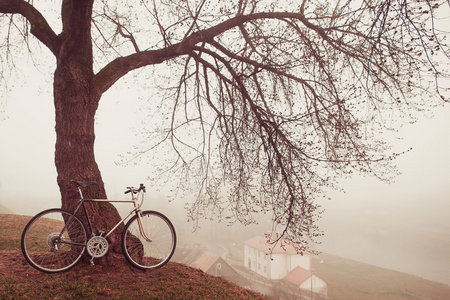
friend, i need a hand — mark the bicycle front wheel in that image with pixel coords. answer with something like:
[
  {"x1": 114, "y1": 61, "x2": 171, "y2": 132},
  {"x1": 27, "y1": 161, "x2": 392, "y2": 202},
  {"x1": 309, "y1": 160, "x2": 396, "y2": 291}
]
[
  {"x1": 21, "y1": 209, "x2": 87, "y2": 273},
  {"x1": 122, "y1": 210, "x2": 176, "y2": 269}
]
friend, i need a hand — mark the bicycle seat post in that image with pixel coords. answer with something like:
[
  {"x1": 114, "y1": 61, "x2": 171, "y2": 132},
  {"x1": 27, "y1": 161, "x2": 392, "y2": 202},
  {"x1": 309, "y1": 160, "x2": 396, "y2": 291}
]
[{"x1": 77, "y1": 186, "x2": 85, "y2": 201}]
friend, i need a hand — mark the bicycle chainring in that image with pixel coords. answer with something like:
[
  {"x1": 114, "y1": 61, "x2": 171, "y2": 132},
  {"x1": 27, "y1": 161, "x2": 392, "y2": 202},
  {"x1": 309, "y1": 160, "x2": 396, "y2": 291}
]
[{"x1": 87, "y1": 236, "x2": 109, "y2": 258}]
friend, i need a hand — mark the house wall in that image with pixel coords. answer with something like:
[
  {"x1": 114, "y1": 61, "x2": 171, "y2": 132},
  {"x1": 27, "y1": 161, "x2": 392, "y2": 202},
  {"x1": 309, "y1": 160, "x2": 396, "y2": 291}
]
[
  {"x1": 256, "y1": 248, "x2": 269, "y2": 277},
  {"x1": 269, "y1": 253, "x2": 312, "y2": 280},
  {"x1": 298, "y1": 274, "x2": 328, "y2": 295},
  {"x1": 206, "y1": 257, "x2": 234, "y2": 277},
  {"x1": 244, "y1": 245, "x2": 271, "y2": 278},
  {"x1": 244, "y1": 243, "x2": 312, "y2": 280},
  {"x1": 289, "y1": 253, "x2": 311, "y2": 270},
  {"x1": 244, "y1": 244, "x2": 252, "y2": 271},
  {"x1": 268, "y1": 253, "x2": 288, "y2": 279}
]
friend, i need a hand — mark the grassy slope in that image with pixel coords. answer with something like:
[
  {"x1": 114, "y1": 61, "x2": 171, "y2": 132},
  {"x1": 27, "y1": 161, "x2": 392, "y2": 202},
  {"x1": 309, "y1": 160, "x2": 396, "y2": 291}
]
[
  {"x1": 0, "y1": 214, "x2": 268, "y2": 300},
  {"x1": 312, "y1": 253, "x2": 450, "y2": 300}
]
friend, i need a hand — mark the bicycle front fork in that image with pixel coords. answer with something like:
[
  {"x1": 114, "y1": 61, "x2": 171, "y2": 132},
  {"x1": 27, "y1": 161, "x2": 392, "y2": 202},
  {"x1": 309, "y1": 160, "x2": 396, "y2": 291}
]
[{"x1": 137, "y1": 211, "x2": 153, "y2": 243}]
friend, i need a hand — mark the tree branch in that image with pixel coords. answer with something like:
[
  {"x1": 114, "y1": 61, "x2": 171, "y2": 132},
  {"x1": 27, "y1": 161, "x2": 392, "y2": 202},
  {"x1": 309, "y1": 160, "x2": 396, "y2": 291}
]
[
  {"x1": 93, "y1": 12, "x2": 311, "y2": 95},
  {"x1": 0, "y1": 0, "x2": 60, "y2": 55}
]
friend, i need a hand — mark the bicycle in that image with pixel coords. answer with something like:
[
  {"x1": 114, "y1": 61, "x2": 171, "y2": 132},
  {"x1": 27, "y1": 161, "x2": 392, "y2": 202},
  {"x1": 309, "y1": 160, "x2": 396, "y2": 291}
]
[{"x1": 21, "y1": 180, "x2": 177, "y2": 273}]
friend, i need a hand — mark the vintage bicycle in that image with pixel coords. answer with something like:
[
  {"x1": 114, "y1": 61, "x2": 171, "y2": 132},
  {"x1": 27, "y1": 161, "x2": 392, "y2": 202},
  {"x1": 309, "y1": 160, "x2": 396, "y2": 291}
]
[{"x1": 21, "y1": 180, "x2": 176, "y2": 273}]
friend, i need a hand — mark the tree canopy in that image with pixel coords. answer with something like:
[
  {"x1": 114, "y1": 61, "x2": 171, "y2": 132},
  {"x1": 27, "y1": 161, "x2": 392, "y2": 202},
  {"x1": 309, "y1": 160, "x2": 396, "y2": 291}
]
[{"x1": 1, "y1": 0, "x2": 449, "y2": 252}]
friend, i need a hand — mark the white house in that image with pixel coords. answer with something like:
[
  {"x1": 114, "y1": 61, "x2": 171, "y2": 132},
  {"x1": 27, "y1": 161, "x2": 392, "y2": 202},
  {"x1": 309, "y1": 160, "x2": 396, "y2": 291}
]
[
  {"x1": 244, "y1": 235, "x2": 328, "y2": 297},
  {"x1": 243, "y1": 235, "x2": 311, "y2": 280}
]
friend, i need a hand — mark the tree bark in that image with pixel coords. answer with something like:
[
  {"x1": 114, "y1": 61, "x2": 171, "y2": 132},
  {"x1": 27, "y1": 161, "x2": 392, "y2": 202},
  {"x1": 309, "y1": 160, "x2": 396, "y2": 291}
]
[{"x1": 53, "y1": 0, "x2": 123, "y2": 259}]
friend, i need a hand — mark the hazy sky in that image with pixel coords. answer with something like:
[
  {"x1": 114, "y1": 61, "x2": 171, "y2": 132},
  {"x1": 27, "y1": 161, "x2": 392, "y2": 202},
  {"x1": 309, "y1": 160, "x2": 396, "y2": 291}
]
[{"x1": 317, "y1": 103, "x2": 450, "y2": 285}]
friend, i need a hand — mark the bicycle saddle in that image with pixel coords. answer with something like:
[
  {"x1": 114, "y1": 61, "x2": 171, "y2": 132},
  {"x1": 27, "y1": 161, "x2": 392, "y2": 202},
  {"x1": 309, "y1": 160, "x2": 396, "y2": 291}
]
[{"x1": 72, "y1": 180, "x2": 97, "y2": 188}]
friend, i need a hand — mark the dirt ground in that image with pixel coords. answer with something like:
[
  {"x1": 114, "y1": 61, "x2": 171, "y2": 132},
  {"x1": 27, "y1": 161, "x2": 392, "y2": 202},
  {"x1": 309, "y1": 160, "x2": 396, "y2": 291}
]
[{"x1": 0, "y1": 249, "x2": 146, "y2": 283}]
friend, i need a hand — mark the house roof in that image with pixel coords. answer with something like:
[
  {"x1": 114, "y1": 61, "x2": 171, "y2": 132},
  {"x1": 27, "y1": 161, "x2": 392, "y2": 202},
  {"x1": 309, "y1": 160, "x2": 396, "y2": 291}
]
[
  {"x1": 283, "y1": 266, "x2": 312, "y2": 286},
  {"x1": 244, "y1": 235, "x2": 302, "y2": 255},
  {"x1": 191, "y1": 251, "x2": 220, "y2": 273},
  {"x1": 177, "y1": 248, "x2": 251, "y2": 286},
  {"x1": 179, "y1": 248, "x2": 220, "y2": 272}
]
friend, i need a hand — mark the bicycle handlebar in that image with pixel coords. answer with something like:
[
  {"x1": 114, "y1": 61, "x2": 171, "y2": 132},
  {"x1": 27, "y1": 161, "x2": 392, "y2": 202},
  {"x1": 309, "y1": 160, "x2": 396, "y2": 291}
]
[{"x1": 124, "y1": 184, "x2": 146, "y2": 194}]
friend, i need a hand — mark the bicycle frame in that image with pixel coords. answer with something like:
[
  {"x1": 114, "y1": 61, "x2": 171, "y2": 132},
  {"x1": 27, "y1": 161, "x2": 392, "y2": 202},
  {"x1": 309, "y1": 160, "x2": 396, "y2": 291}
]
[
  {"x1": 22, "y1": 181, "x2": 176, "y2": 272},
  {"x1": 66, "y1": 186, "x2": 152, "y2": 242}
]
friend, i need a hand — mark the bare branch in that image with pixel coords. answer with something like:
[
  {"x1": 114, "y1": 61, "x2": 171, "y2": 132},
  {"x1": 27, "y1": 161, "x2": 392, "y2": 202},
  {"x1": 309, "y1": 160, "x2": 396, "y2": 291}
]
[{"x1": 0, "y1": 0, "x2": 59, "y2": 55}]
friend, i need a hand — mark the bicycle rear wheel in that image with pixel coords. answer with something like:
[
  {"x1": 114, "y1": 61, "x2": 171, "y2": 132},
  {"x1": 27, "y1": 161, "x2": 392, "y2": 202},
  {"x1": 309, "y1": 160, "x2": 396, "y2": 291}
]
[
  {"x1": 21, "y1": 209, "x2": 87, "y2": 273},
  {"x1": 122, "y1": 210, "x2": 176, "y2": 269}
]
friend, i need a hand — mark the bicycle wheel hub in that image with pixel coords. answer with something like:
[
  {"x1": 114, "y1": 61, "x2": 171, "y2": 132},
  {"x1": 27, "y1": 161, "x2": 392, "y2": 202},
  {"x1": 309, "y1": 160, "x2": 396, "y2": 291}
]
[
  {"x1": 47, "y1": 232, "x2": 65, "y2": 251},
  {"x1": 87, "y1": 236, "x2": 109, "y2": 258}
]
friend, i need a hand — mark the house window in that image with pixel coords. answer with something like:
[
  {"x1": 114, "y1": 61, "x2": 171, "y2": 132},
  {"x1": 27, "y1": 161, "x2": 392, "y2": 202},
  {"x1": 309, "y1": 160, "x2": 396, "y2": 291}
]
[
  {"x1": 264, "y1": 266, "x2": 266, "y2": 273},
  {"x1": 248, "y1": 258, "x2": 251, "y2": 269}
]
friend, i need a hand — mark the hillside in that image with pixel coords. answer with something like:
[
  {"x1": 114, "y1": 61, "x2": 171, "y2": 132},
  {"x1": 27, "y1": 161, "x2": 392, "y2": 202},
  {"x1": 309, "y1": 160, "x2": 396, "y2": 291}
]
[
  {"x1": 312, "y1": 253, "x2": 450, "y2": 300},
  {"x1": 0, "y1": 214, "x2": 268, "y2": 299}
]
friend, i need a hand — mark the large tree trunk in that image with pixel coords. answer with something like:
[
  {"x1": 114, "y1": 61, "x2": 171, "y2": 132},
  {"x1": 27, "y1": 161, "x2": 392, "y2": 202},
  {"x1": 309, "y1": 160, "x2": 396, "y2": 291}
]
[{"x1": 53, "y1": 0, "x2": 123, "y2": 262}]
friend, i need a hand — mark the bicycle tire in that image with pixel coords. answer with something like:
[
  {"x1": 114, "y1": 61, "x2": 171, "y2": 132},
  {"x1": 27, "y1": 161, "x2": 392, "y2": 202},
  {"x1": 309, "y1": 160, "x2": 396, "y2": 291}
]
[
  {"x1": 121, "y1": 210, "x2": 176, "y2": 269},
  {"x1": 21, "y1": 208, "x2": 87, "y2": 273}
]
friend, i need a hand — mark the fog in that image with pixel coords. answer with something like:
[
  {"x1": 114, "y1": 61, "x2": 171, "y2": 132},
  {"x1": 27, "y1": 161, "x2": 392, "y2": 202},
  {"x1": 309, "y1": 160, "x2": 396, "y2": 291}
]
[{"x1": 1, "y1": 63, "x2": 450, "y2": 286}]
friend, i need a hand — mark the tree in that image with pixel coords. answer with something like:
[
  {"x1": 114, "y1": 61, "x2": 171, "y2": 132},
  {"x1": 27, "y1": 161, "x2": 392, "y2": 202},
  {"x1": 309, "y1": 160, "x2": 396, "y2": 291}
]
[{"x1": 0, "y1": 0, "x2": 448, "y2": 263}]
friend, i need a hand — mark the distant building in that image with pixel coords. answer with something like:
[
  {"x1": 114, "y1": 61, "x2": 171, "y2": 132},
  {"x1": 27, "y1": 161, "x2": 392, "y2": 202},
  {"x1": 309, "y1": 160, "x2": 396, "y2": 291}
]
[
  {"x1": 244, "y1": 235, "x2": 311, "y2": 279},
  {"x1": 283, "y1": 266, "x2": 328, "y2": 295},
  {"x1": 176, "y1": 248, "x2": 251, "y2": 287},
  {"x1": 244, "y1": 235, "x2": 327, "y2": 296}
]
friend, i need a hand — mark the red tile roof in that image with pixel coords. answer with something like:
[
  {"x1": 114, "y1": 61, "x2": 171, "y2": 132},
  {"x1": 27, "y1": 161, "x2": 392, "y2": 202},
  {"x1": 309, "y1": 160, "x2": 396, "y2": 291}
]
[{"x1": 283, "y1": 266, "x2": 312, "y2": 286}]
